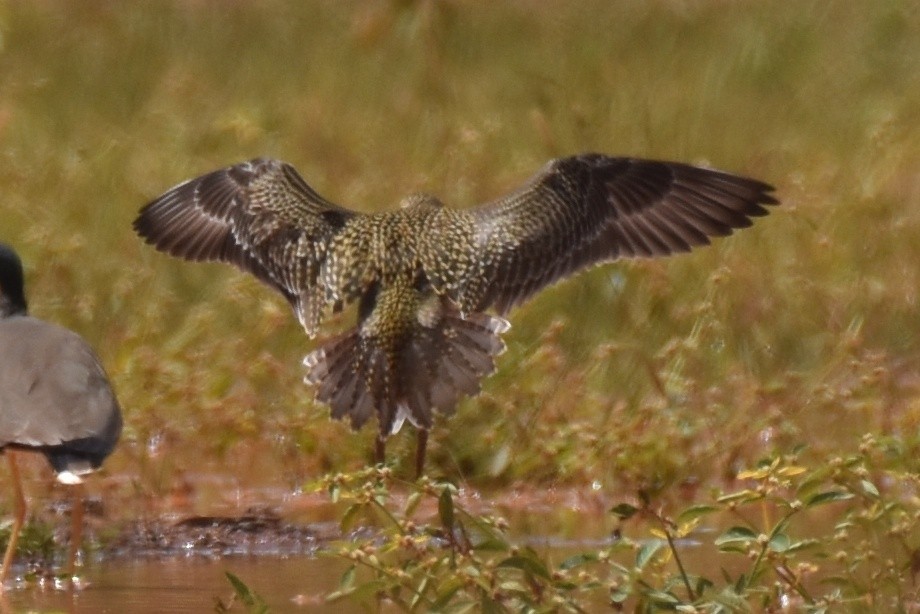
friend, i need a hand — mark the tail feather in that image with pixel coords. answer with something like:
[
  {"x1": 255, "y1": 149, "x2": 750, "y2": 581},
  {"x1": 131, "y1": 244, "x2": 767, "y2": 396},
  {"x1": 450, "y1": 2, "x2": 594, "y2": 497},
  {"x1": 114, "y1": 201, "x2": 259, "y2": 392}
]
[
  {"x1": 302, "y1": 310, "x2": 509, "y2": 436},
  {"x1": 303, "y1": 332, "x2": 376, "y2": 429}
]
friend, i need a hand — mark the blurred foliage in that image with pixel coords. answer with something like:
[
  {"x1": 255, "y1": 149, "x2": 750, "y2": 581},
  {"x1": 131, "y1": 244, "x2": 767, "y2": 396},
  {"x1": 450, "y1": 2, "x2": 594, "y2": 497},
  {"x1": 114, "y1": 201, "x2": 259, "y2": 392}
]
[
  {"x1": 0, "y1": 516, "x2": 55, "y2": 564},
  {"x1": 316, "y1": 439, "x2": 920, "y2": 611},
  {"x1": 0, "y1": 0, "x2": 918, "y2": 604}
]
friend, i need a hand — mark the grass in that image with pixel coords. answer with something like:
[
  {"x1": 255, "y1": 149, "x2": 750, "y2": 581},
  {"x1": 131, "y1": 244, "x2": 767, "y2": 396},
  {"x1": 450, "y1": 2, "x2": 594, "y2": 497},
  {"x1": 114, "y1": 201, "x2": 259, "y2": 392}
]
[{"x1": 0, "y1": 0, "x2": 919, "y2": 608}]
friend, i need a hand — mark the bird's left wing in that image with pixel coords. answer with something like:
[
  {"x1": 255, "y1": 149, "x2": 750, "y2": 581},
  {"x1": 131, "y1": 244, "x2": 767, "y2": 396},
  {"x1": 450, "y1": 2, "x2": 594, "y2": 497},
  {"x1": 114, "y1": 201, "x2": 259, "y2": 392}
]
[
  {"x1": 444, "y1": 154, "x2": 777, "y2": 315},
  {"x1": 134, "y1": 158, "x2": 357, "y2": 336}
]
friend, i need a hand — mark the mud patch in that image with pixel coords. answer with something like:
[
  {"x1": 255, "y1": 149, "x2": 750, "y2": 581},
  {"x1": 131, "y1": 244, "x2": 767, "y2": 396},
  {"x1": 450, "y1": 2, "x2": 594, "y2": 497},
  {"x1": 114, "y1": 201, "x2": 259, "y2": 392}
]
[{"x1": 104, "y1": 508, "x2": 339, "y2": 559}]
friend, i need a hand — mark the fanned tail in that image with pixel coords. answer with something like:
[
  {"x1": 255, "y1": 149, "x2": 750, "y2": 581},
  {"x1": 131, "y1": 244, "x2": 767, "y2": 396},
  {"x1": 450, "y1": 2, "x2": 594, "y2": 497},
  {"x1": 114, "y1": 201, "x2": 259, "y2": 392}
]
[
  {"x1": 394, "y1": 312, "x2": 508, "y2": 432},
  {"x1": 302, "y1": 311, "x2": 509, "y2": 436}
]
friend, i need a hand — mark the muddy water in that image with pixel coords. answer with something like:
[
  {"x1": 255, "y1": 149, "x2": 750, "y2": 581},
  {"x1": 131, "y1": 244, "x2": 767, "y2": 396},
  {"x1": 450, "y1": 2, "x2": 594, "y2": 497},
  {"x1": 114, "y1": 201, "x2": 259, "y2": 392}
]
[
  {"x1": 0, "y1": 455, "x2": 360, "y2": 613},
  {"x1": 0, "y1": 453, "x2": 771, "y2": 613},
  {"x1": 0, "y1": 461, "x2": 621, "y2": 613},
  {"x1": 0, "y1": 491, "x2": 839, "y2": 614},
  {"x1": 2, "y1": 557, "x2": 357, "y2": 613}
]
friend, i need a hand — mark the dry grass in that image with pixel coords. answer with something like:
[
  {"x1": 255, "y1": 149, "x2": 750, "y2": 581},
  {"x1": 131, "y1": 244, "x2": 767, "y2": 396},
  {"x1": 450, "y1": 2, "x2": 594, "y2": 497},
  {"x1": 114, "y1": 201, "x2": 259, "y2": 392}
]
[{"x1": 0, "y1": 0, "x2": 918, "y2": 527}]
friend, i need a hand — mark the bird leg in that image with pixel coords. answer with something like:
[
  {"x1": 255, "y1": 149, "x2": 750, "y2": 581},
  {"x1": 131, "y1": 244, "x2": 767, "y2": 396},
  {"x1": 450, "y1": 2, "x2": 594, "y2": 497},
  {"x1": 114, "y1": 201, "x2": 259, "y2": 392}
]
[
  {"x1": 415, "y1": 429, "x2": 428, "y2": 479},
  {"x1": 66, "y1": 482, "x2": 85, "y2": 580},
  {"x1": 1, "y1": 452, "x2": 25, "y2": 588},
  {"x1": 374, "y1": 434, "x2": 386, "y2": 467}
]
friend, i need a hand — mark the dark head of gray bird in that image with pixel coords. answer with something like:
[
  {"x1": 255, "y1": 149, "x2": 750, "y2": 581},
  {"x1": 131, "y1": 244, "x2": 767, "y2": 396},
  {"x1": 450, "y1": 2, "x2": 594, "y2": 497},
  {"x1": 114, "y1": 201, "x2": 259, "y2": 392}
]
[
  {"x1": 0, "y1": 243, "x2": 27, "y2": 318},
  {"x1": 134, "y1": 154, "x2": 778, "y2": 476}
]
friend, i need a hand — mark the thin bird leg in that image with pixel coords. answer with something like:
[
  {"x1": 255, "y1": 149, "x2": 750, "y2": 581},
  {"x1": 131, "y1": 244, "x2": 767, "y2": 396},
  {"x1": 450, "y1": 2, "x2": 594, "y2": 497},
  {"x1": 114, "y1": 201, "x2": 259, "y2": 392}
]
[
  {"x1": 1, "y1": 452, "x2": 25, "y2": 588},
  {"x1": 375, "y1": 434, "x2": 386, "y2": 467},
  {"x1": 415, "y1": 429, "x2": 429, "y2": 479},
  {"x1": 66, "y1": 482, "x2": 85, "y2": 580}
]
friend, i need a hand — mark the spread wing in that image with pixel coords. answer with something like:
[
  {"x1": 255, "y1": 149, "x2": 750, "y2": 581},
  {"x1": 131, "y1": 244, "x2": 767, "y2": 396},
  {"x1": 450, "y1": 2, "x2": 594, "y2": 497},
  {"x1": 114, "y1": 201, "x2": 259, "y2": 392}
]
[
  {"x1": 456, "y1": 154, "x2": 777, "y2": 314},
  {"x1": 133, "y1": 158, "x2": 357, "y2": 336}
]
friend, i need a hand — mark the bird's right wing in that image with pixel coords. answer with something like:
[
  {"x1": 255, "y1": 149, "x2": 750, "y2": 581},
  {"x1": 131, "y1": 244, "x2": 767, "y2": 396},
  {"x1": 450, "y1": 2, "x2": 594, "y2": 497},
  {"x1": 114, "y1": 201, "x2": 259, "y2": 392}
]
[
  {"x1": 134, "y1": 158, "x2": 357, "y2": 336},
  {"x1": 450, "y1": 155, "x2": 777, "y2": 315}
]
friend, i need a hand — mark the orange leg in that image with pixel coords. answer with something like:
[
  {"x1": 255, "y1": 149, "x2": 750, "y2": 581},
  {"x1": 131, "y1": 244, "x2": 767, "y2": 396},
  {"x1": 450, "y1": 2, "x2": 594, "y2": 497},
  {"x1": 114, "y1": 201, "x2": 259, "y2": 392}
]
[
  {"x1": 1, "y1": 452, "x2": 25, "y2": 588},
  {"x1": 66, "y1": 482, "x2": 84, "y2": 580}
]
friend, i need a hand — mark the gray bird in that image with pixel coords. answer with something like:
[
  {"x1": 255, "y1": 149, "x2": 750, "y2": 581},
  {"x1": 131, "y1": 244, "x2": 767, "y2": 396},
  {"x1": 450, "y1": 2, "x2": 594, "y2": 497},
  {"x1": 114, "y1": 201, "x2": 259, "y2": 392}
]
[
  {"x1": 0, "y1": 243, "x2": 122, "y2": 585},
  {"x1": 134, "y1": 154, "x2": 777, "y2": 476}
]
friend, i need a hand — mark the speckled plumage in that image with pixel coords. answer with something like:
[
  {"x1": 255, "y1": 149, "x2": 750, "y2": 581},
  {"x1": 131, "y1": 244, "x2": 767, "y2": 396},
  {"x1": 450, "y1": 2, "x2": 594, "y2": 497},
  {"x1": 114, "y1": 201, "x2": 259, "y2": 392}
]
[{"x1": 134, "y1": 154, "x2": 777, "y2": 474}]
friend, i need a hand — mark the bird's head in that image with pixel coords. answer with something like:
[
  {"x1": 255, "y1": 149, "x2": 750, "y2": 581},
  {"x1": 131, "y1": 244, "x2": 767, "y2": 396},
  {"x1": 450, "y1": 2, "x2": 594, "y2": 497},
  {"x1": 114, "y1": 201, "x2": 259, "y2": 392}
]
[{"x1": 0, "y1": 243, "x2": 28, "y2": 318}]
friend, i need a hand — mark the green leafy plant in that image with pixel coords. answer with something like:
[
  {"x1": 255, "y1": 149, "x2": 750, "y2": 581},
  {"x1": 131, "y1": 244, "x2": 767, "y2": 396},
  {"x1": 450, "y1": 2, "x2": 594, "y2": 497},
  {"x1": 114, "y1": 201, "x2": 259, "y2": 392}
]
[
  {"x1": 320, "y1": 466, "x2": 619, "y2": 612},
  {"x1": 316, "y1": 438, "x2": 920, "y2": 612}
]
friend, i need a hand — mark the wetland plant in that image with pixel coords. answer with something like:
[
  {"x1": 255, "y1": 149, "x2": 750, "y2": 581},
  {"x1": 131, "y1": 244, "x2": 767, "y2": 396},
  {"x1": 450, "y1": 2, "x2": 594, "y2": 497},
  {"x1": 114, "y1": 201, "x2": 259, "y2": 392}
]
[{"x1": 303, "y1": 439, "x2": 920, "y2": 612}]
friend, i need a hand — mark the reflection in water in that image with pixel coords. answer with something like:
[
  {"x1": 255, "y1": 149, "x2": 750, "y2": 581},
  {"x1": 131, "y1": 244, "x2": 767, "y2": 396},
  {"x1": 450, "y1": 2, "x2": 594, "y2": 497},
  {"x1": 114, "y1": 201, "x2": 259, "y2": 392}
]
[{"x1": 3, "y1": 558, "x2": 359, "y2": 614}]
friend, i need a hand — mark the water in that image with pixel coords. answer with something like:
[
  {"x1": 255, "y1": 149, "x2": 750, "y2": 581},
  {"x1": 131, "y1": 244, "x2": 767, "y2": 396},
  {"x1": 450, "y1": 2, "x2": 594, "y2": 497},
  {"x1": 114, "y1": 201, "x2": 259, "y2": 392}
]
[
  {"x1": 0, "y1": 473, "x2": 617, "y2": 613},
  {"x1": 0, "y1": 459, "x2": 362, "y2": 613},
  {"x1": 2, "y1": 557, "x2": 357, "y2": 613},
  {"x1": 0, "y1": 496, "x2": 857, "y2": 613},
  {"x1": 0, "y1": 459, "x2": 852, "y2": 612}
]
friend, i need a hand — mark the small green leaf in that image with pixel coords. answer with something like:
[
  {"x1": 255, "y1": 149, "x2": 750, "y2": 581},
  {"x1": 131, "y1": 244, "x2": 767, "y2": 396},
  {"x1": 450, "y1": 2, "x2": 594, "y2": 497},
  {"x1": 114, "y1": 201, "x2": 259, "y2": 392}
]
[
  {"x1": 410, "y1": 576, "x2": 430, "y2": 610},
  {"x1": 340, "y1": 503, "x2": 362, "y2": 532},
  {"x1": 645, "y1": 589, "x2": 680, "y2": 604},
  {"x1": 805, "y1": 491, "x2": 854, "y2": 507},
  {"x1": 610, "y1": 503, "x2": 639, "y2": 520},
  {"x1": 768, "y1": 532, "x2": 791, "y2": 553},
  {"x1": 736, "y1": 467, "x2": 770, "y2": 480},
  {"x1": 610, "y1": 586, "x2": 630, "y2": 603},
  {"x1": 716, "y1": 489, "x2": 763, "y2": 504},
  {"x1": 784, "y1": 538, "x2": 820, "y2": 554},
  {"x1": 769, "y1": 515, "x2": 792, "y2": 540},
  {"x1": 695, "y1": 575, "x2": 714, "y2": 597},
  {"x1": 734, "y1": 572, "x2": 747, "y2": 593},
  {"x1": 560, "y1": 552, "x2": 598, "y2": 570},
  {"x1": 676, "y1": 504, "x2": 719, "y2": 526},
  {"x1": 794, "y1": 466, "x2": 834, "y2": 496},
  {"x1": 471, "y1": 536, "x2": 508, "y2": 552},
  {"x1": 341, "y1": 579, "x2": 391, "y2": 604},
  {"x1": 636, "y1": 540, "x2": 664, "y2": 568},
  {"x1": 225, "y1": 572, "x2": 253, "y2": 604},
  {"x1": 431, "y1": 578, "x2": 464, "y2": 610},
  {"x1": 460, "y1": 511, "x2": 510, "y2": 551},
  {"x1": 861, "y1": 479, "x2": 880, "y2": 498},
  {"x1": 225, "y1": 572, "x2": 269, "y2": 613},
  {"x1": 714, "y1": 526, "x2": 757, "y2": 548},
  {"x1": 498, "y1": 554, "x2": 551, "y2": 580},
  {"x1": 339, "y1": 565, "x2": 356, "y2": 590},
  {"x1": 405, "y1": 490, "x2": 423, "y2": 518},
  {"x1": 438, "y1": 487, "x2": 455, "y2": 529},
  {"x1": 675, "y1": 505, "x2": 719, "y2": 536}
]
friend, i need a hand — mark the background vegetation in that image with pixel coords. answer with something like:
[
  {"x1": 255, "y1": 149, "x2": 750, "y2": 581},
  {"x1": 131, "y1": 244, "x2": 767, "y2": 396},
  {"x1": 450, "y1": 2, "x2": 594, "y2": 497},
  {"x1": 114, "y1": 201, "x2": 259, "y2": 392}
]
[{"x1": 0, "y1": 0, "x2": 918, "y2": 610}]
